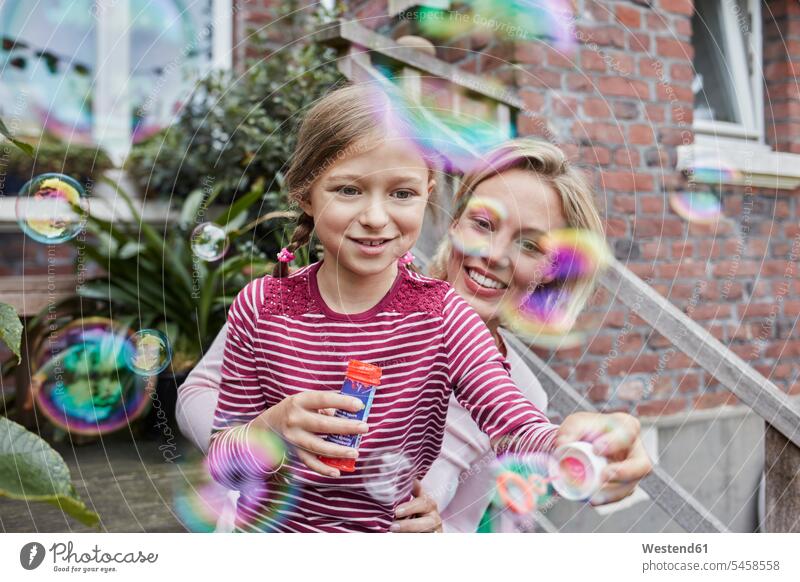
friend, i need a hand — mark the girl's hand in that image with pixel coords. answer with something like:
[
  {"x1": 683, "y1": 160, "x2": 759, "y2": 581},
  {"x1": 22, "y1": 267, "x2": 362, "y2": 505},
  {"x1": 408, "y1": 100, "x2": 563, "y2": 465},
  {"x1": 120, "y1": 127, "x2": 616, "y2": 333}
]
[
  {"x1": 252, "y1": 391, "x2": 369, "y2": 478},
  {"x1": 555, "y1": 412, "x2": 653, "y2": 506},
  {"x1": 390, "y1": 479, "x2": 443, "y2": 533}
]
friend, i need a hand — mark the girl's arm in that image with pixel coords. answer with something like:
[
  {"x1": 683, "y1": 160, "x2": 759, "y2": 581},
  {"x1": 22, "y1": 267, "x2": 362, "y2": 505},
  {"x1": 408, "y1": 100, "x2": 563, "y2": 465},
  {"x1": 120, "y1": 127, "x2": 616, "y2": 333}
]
[
  {"x1": 206, "y1": 279, "x2": 277, "y2": 491},
  {"x1": 175, "y1": 324, "x2": 228, "y2": 453},
  {"x1": 442, "y1": 288, "x2": 559, "y2": 456}
]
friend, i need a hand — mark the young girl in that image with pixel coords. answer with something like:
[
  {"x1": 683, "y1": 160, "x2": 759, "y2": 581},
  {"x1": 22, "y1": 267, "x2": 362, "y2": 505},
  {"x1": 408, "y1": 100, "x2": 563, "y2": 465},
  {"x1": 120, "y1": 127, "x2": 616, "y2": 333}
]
[{"x1": 207, "y1": 83, "x2": 561, "y2": 533}]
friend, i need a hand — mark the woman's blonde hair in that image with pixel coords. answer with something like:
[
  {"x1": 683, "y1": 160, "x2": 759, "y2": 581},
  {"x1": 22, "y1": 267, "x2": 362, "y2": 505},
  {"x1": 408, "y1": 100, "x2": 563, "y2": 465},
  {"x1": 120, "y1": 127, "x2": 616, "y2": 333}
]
[
  {"x1": 429, "y1": 138, "x2": 605, "y2": 325},
  {"x1": 273, "y1": 82, "x2": 438, "y2": 277}
]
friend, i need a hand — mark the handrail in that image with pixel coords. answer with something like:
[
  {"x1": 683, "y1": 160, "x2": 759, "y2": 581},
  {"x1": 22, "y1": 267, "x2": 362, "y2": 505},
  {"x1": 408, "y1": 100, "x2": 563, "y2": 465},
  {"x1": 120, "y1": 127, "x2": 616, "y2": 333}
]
[
  {"x1": 503, "y1": 331, "x2": 730, "y2": 533},
  {"x1": 600, "y1": 258, "x2": 800, "y2": 448},
  {"x1": 314, "y1": 19, "x2": 524, "y2": 109}
]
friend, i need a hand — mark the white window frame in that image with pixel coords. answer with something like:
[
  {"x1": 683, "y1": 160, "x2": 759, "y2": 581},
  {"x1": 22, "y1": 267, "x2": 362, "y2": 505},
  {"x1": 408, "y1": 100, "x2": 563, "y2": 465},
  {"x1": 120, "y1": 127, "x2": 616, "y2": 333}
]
[
  {"x1": 693, "y1": 0, "x2": 764, "y2": 144},
  {"x1": 7, "y1": 0, "x2": 233, "y2": 163}
]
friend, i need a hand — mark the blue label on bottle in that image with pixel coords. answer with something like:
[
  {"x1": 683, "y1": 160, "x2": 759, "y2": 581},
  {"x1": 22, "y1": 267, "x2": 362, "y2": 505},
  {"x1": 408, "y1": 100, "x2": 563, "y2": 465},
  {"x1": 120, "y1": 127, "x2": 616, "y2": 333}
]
[{"x1": 325, "y1": 378, "x2": 375, "y2": 449}]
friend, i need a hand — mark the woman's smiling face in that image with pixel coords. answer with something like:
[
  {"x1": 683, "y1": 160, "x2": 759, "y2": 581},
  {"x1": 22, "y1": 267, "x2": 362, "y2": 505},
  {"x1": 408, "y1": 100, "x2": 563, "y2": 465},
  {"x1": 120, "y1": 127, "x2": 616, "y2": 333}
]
[{"x1": 446, "y1": 168, "x2": 568, "y2": 329}]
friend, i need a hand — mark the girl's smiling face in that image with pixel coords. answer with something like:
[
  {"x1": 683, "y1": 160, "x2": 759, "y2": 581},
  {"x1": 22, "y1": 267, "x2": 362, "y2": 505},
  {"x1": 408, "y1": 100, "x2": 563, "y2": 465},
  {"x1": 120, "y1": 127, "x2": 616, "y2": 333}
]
[
  {"x1": 302, "y1": 136, "x2": 434, "y2": 280},
  {"x1": 446, "y1": 168, "x2": 568, "y2": 329}
]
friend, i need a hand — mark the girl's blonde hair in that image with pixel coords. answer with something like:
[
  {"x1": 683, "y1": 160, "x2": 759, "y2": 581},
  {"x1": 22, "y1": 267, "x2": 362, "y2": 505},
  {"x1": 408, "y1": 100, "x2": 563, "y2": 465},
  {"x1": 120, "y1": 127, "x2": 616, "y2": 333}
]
[
  {"x1": 273, "y1": 82, "x2": 438, "y2": 277},
  {"x1": 429, "y1": 138, "x2": 605, "y2": 325}
]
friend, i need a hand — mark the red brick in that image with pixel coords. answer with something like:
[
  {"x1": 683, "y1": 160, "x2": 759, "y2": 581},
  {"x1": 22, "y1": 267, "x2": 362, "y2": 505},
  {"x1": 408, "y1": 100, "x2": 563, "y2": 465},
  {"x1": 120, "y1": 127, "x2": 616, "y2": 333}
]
[
  {"x1": 633, "y1": 217, "x2": 685, "y2": 237},
  {"x1": 553, "y1": 95, "x2": 578, "y2": 117},
  {"x1": 587, "y1": 382, "x2": 610, "y2": 402},
  {"x1": 629, "y1": 124, "x2": 655, "y2": 144},
  {"x1": 677, "y1": 373, "x2": 700, "y2": 393},
  {"x1": 614, "y1": 148, "x2": 640, "y2": 168},
  {"x1": 607, "y1": 354, "x2": 660, "y2": 375},
  {"x1": 629, "y1": 33, "x2": 650, "y2": 53},
  {"x1": 639, "y1": 57, "x2": 663, "y2": 78},
  {"x1": 583, "y1": 97, "x2": 611, "y2": 118},
  {"x1": 738, "y1": 303, "x2": 777, "y2": 318},
  {"x1": 600, "y1": 171, "x2": 654, "y2": 192},
  {"x1": 515, "y1": 42, "x2": 546, "y2": 64},
  {"x1": 597, "y1": 77, "x2": 651, "y2": 100},
  {"x1": 582, "y1": 122, "x2": 626, "y2": 144},
  {"x1": 645, "y1": 104, "x2": 666, "y2": 122},
  {"x1": 656, "y1": 37, "x2": 693, "y2": 59},
  {"x1": 576, "y1": 362, "x2": 601, "y2": 382},
  {"x1": 670, "y1": 63, "x2": 694, "y2": 82},
  {"x1": 616, "y1": 4, "x2": 641, "y2": 28},
  {"x1": 659, "y1": 0, "x2": 694, "y2": 16},
  {"x1": 605, "y1": 217, "x2": 628, "y2": 237},
  {"x1": 581, "y1": 49, "x2": 608, "y2": 72},
  {"x1": 765, "y1": 340, "x2": 800, "y2": 358}
]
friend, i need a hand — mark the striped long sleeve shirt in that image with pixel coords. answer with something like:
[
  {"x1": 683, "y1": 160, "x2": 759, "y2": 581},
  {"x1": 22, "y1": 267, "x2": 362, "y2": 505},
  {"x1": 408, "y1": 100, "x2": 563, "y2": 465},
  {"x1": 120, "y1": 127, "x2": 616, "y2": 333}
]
[{"x1": 207, "y1": 261, "x2": 558, "y2": 532}]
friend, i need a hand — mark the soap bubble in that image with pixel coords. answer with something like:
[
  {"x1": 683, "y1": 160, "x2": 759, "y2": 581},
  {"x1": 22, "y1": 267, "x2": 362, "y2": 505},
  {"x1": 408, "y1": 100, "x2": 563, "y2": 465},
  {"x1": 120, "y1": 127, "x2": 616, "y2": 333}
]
[
  {"x1": 31, "y1": 318, "x2": 153, "y2": 435},
  {"x1": 491, "y1": 452, "x2": 555, "y2": 516},
  {"x1": 202, "y1": 419, "x2": 303, "y2": 532},
  {"x1": 669, "y1": 191, "x2": 722, "y2": 224},
  {"x1": 450, "y1": 197, "x2": 509, "y2": 257},
  {"x1": 499, "y1": 228, "x2": 610, "y2": 348},
  {"x1": 540, "y1": 229, "x2": 611, "y2": 281},
  {"x1": 360, "y1": 450, "x2": 414, "y2": 505},
  {"x1": 123, "y1": 329, "x2": 172, "y2": 376},
  {"x1": 190, "y1": 222, "x2": 229, "y2": 262},
  {"x1": 15, "y1": 173, "x2": 89, "y2": 244},
  {"x1": 417, "y1": 1, "x2": 576, "y2": 51}
]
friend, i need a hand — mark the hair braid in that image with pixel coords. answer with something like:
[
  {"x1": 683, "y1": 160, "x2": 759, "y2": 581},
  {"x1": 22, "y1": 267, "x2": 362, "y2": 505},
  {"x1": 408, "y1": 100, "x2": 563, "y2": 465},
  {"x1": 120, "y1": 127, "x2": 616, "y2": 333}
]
[{"x1": 272, "y1": 212, "x2": 314, "y2": 278}]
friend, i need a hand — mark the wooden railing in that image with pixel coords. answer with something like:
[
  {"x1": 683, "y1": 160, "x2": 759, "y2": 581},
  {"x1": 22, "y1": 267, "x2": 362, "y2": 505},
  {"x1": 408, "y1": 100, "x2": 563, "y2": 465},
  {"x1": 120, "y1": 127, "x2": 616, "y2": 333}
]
[{"x1": 315, "y1": 18, "x2": 800, "y2": 533}]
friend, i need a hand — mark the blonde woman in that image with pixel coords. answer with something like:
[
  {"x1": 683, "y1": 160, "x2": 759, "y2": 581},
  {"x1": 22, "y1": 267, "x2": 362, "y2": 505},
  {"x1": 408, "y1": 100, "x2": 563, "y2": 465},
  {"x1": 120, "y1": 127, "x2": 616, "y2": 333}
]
[{"x1": 177, "y1": 137, "x2": 652, "y2": 532}]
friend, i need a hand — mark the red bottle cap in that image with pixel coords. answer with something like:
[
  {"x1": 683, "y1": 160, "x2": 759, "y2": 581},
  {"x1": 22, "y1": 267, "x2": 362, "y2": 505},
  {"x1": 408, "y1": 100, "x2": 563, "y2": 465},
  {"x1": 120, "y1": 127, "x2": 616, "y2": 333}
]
[
  {"x1": 318, "y1": 457, "x2": 356, "y2": 473},
  {"x1": 346, "y1": 360, "x2": 381, "y2": 386}
]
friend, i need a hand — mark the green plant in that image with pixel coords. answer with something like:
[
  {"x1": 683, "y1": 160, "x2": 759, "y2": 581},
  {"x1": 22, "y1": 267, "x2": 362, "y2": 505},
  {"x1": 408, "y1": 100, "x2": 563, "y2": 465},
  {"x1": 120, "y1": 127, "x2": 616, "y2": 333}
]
[
  {"x1": 69, "y1": 176, "x2": 296, "y2": 372},
  {"x1": 126, "y1": 21, "x2": 344, "y2": 204},
  {"x1": 0, "y1": 121, "x2": 98, "y2": 527}
]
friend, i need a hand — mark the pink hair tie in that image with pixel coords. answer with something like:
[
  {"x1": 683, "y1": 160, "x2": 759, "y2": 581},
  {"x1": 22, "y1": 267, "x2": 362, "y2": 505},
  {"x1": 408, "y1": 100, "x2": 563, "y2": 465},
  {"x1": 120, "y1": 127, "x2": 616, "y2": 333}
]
[
  {"x1": 277, "y1": 247, "x2": 295, "y2": 263},
  {"x1": 398, "y1": 251, "x2": 415, "y2": 266}
]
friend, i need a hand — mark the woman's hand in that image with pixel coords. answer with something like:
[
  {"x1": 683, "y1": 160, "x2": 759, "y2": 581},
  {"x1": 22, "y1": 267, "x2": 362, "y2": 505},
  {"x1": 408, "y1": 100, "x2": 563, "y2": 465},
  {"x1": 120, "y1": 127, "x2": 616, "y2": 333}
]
[
  {"x1": 252, "y1": 391, "x2": 369, "y2": 478},
  {"x1": 555, "y1": 411, "x2": 653, "y2": 506},
  {"x1": 390, "y1": 479, "x2": 443, "y2": 533}
]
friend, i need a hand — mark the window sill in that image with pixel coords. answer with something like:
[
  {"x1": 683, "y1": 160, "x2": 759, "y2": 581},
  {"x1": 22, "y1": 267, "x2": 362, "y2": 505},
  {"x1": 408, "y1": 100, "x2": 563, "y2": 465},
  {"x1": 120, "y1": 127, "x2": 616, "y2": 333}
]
[{"x1": 676, "y1": 139, "x2": 800, "y2": 190}]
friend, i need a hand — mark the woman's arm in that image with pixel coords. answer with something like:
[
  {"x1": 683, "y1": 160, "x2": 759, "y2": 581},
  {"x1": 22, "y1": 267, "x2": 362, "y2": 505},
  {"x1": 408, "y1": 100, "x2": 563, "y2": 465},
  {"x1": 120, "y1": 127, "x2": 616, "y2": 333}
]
[{"x1": 176, "y1": 324, "x2": 228, "y2": 453}]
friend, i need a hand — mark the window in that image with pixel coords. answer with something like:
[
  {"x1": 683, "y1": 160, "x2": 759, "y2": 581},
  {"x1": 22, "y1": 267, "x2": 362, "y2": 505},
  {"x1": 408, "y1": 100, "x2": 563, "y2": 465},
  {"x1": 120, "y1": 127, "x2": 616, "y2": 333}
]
[
  {"x1": 691, "y1": 0, "x2": 763, "y2": 142},
  {"x1": 0, "y1": 0, "x2": 232, "y2": 159}
]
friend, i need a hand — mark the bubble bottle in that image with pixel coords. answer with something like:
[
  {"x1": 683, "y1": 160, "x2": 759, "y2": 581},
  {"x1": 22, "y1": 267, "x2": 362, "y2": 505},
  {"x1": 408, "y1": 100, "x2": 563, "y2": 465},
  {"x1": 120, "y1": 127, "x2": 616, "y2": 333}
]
[{"x1": 319, "y1": 360, "x2": 381, "y2": 473}]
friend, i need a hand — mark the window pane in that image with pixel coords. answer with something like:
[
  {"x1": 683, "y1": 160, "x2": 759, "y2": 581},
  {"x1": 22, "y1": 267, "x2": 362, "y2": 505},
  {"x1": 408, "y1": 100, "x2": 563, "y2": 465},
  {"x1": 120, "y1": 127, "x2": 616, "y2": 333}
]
[
  {"x1": 692, "y1": 0, "x2": 746, "y2": 124},
  {"x1": 0, "y1": 0, "x2": 213, "y2": 145}
]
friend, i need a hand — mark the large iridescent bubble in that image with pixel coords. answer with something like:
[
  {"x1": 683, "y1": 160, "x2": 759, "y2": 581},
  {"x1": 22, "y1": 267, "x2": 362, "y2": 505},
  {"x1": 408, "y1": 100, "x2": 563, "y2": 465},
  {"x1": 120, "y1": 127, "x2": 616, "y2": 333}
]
[
  {"x1": 417, "y1": 0, "x2": 576, "y2": 51},
  {"x1": 31, "y1": 318, "x2": 153, "y2": 435},
  {"x1": 669, "y1": 191, "x2": 722, "y2": 225},
  {"x1": 15, "y1": 173, "x2": 89, "y2": 244},
  {"x1": 499, "y1": 228, "x2": 610, "y2": 348},
  {"x1": 450, "y1": 197, "x2": 509, "y2": 257},
  {"x1": 359, "y1": 450, "x2": 415, "y2": 506}
]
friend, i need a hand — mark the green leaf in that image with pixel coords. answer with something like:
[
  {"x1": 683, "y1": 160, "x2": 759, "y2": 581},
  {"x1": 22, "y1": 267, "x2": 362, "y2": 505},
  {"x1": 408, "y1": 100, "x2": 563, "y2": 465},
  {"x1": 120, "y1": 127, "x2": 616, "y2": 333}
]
[
  {"x1": 0, "y1": 302, "x2": 22, "y2": 364},
  {"x1": 0, "y1": 117, "x2": 34, "y2": 156},
  {"x1": 212, "y1": 182, "x2": 264, "y2": 230},
  {"x1": 179, "y1": 189, "x2": 207, "y2": 229},
  {"x1": 0, "y1": 416, "x2": 100, "y2": 527}
]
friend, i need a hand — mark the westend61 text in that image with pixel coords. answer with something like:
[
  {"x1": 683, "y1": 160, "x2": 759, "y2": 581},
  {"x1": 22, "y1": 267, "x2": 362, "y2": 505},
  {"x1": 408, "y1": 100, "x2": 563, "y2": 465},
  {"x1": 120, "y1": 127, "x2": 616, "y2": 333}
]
[{"x1": 642, "y1": 543, "x2": 708, "y2": 554}]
